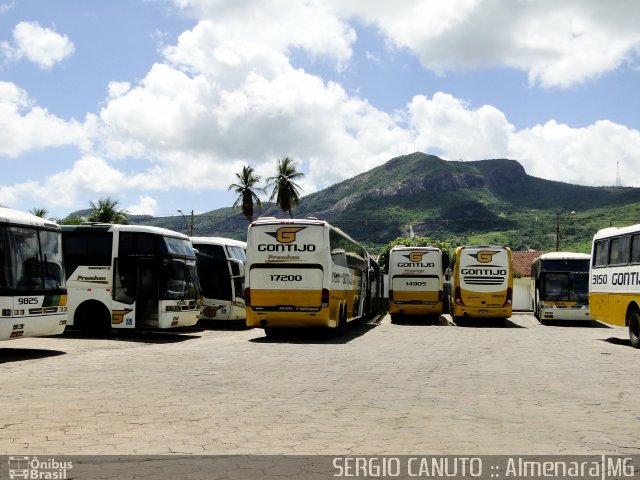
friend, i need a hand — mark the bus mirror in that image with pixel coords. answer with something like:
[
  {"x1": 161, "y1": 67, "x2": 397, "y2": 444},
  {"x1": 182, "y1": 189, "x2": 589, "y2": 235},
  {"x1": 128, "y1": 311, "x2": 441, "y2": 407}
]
[
  {"x1": 229, "y1": 259, "x2": 245, "y2": 278},
  {"x1": 444, "y1": 268, "x2": 452, "y2": 282}
]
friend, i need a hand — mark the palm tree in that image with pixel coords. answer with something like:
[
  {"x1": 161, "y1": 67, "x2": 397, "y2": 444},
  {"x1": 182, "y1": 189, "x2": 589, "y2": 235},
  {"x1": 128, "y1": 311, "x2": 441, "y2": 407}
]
[
  {"x1": 87, "y1": 197, "x2": 129, "y2": 224},
  {"x1": 228, "y1": 165, "x2": 264, "y2": 222},
  {"x1": 29, "y1": 207, "x2": 48, "y2": 218},
  {"x1": 266, "y1": 157, "x2": 304, "y2": 218}
]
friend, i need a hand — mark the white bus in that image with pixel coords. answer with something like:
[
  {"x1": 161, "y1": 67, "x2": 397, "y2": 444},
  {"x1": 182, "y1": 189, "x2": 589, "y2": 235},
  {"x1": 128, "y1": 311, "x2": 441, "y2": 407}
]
[
  {"x1": 61, "y1": 224, "x2": 200, "y2": 332},
  {"x1": 449, "y1": 245, "x2": 513, "y2": 321},
  {"x1": 191, "y1": 236, "x2": 246, "y2": 321},
  {"x1": 0, "y1": 207, "x2": 67, "y2": 341},
  {"x1": 590, "y1": 224, "x2": 640, "y2": 348},
  {"x1": 388, "y1": 245, "x2": 443, "y2": 321},
  {"x1": 245, "y1": 217, "x2": 373, "y2": 336},
  {"x1": 531, "y1": 252, "x2": 591, "y2": 322}
]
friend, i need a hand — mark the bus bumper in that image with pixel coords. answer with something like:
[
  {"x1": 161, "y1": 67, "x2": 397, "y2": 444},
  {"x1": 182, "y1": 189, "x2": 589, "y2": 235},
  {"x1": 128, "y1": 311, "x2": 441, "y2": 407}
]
[
  {"x1": 246, "y1": 310, "x2": 333, "y2": 329},
  {"x1": 389, "y1": 302, "x2": 443, "y2": 316}
]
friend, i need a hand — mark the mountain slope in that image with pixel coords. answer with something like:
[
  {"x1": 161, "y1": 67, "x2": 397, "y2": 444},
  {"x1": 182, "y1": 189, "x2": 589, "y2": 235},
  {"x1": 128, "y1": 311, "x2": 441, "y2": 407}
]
[{"x1": 130, "y1": 152, "x2": 640, "y2": 253}]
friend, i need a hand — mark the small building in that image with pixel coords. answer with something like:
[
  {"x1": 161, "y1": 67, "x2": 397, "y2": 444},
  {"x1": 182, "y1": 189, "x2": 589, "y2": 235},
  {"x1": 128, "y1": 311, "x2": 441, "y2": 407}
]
[{"x1": 511, "y1": 250, "x2": 547, "y2": 311}]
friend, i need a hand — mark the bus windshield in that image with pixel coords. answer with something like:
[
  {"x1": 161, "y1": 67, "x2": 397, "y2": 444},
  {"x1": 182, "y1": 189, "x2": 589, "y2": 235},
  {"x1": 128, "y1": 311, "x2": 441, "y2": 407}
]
[
  {"x1": 0, "y1": 225, "x2": 65, "y2": 293},
  {"x1": 195, "y1": 244, "x2": 232, "y2": 300},
  {"x1": 161, "y1": 236, "x2": 196, "y2": 257},
  {"x1": 542, "y1": 272, "x2": 589, "y2": 303},
  {"x1": 160, "y1": 258, "x2": 199, "y2": 301}
]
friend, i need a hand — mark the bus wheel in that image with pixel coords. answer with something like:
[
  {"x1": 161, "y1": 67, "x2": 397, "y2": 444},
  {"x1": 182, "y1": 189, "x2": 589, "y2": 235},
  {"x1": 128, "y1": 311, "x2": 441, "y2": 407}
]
[
  {"x1": 334, "y1": 306, "x2": 346, "y2": 336},
  {"x1": 264, "y1": 327, "x2": 281, "y2": 338},
  {"x1": 628, "y1": 309, "x2": 640, "y2": 349},
  {"x1": 533, "y1": 290, "x2": 541, "y2": 321}
]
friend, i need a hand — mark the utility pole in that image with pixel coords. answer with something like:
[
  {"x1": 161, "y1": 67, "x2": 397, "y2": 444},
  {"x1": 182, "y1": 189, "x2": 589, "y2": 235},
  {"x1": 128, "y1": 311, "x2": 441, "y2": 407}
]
[
  {"x1": 555, "y1": 210, "x2": 575, "y2": 252},
  {"x1": 177, "y1": 209, "x2": 195, "y2": 236},
  {"x1": 556, "y1": 211, "x2": 560, "y2": 252}
]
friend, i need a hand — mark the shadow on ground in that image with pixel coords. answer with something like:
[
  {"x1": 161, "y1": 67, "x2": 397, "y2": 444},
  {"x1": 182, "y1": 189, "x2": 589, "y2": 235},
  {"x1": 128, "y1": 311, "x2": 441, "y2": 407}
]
[
  {"x1": 249, "y1": 315, "x2": 384, "y2": 345},
  {"x1": 62, "y1": 329, "x2": 202, "y2": 344},
  {"x1": 389, "y1": 315, "x2": 450, "y2": 326},
  {"x1": 197, "y1": 319, "x2": 251, "y2": 331},
  {"x1": 453, "y1": 317, "x2": 524, "y2": 328},
  {"x1": 601, "y1": 337, "x2": 633, "y2": 348},
  {"x1": 0, "y1": 347, "x2": 66, "y2": 363}
]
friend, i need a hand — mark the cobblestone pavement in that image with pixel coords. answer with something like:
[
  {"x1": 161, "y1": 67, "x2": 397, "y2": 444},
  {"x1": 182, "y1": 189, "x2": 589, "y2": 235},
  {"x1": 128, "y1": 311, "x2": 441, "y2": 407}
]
[{"x1": 1, "y1": 313, "x2": 639, "y2": 456}]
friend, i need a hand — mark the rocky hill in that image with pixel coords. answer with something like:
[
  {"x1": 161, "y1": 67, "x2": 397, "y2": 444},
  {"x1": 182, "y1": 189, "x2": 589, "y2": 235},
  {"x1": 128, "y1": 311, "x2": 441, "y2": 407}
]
[{"x1": 126, "y1": 152, "x2": 640, "y2": 253}]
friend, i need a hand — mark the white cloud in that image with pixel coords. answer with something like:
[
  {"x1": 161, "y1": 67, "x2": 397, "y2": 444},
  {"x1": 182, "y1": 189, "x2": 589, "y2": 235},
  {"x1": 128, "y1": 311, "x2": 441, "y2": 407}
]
[
  {"x1": 170, "y1": 0, "x2": 356, "y2": 69},
  {"x1": 3, "y1": 21, "x2": 75, "y2": 70},
  {"x1": 408, "y1": 93, "x2": 514, "y2": 160},
  {"x1": 510, "y1": 120, "x2": 640, "y2": 187},
  {"x1": 0, "y1": 1, "x2": 14, "y2": 15},
  {"x1": 126, "y1": 195, "x2": 159, "y2": 216},
  {"x1": 107, "y1": 81, "x2": 131, "y2": 100},
  {"x1": 0, "y1": 82, "x2": 92, "y2": 157},
  {"x1": 5, "y1": 0, "x2": 640, "y2": 216},
  {"x1": 333, "y1": 0, "x2": 640, "y2": 88}
]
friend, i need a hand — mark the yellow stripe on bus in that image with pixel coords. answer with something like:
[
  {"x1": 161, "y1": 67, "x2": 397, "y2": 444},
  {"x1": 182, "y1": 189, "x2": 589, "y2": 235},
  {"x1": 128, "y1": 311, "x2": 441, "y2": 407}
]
[{"x1": 251, "y1": 289, "x2": 322, "y2": 307}]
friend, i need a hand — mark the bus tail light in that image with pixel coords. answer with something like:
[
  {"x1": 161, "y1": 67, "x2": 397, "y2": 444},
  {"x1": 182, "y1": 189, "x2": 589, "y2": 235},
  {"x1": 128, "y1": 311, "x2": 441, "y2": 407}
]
[
  {"x1": 454, "y1": 286, "x2": 464, "y2": 306},
  {"x1": 438, "y1": 290, "x2": 443, "y2": 301},
  {"x1": 503, "y1": 287, "x2": 513, "y2": 307},
  {"x1": 321, "y1": 288, "x2": 330, "y2": 308},
  {"x1": 244, "y1": 288, "x2": 251, "y2": 307}
]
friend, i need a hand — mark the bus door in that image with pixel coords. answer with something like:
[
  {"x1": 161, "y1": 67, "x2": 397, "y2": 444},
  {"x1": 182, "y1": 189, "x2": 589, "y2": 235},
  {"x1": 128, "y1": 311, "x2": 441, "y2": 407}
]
[{"x1": 135, "y1": 259, "x2": 159, "y2": 326}]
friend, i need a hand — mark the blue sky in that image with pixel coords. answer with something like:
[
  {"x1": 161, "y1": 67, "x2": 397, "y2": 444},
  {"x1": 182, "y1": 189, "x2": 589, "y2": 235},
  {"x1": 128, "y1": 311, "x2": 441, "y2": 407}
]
[{"x1": 1, "y1": 0, "x2": 639, "y2": 221}]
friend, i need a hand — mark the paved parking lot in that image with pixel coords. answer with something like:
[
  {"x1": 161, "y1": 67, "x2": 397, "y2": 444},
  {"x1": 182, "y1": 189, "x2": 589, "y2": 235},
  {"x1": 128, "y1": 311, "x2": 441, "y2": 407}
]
[{"x1": 1, "y1": 313, "x2": 639, "y2": 456}]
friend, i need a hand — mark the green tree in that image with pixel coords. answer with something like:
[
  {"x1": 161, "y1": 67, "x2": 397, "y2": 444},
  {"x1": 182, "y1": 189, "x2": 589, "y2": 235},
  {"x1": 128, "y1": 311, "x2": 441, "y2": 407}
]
[
  {"x1": 228, "y1": 165, "x2": 264, "y2": 222},
  {"x1": 58, "y1": 216, "x2": 83, "y2": 225},
  {"x1": 266, "y1": 157, "x2": 304, "y2": 218},
  {"x1": 378, "y1": 236, "x2": 451, "y2": 273},
  {"x1": 87, "y1": 197, "x2": 129, "y2": 224},
  {"x1": 29, "y1": 207, "x2": 48, "y2": 218}
]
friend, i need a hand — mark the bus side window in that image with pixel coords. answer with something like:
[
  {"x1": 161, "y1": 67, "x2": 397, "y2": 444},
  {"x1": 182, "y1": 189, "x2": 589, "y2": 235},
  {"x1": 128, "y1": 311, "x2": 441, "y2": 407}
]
[
  {"x1": 594, "y1": 240, "x2": 609, "y2": 267},
  {"x1": 631, "y1": 234, "x2": 640, "y2": 264},
  {"x1": 609, "y1": 236, "x2": 630, "y2": 266}
]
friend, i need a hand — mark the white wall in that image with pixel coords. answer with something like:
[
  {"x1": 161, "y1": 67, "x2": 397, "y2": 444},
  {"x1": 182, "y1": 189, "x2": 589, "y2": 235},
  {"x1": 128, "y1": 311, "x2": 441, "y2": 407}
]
[{"x1": 513, "y1": 277, "x2": 532, "y2": 311}]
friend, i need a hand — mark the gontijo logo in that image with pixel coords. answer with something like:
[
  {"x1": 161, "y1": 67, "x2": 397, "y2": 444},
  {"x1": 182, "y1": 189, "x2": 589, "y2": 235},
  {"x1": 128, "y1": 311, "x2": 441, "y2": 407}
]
[
  {"x1": 469, "y1": 250, "x2": 499, "y2": 263},
  {"x1": 398, "y1": 251, "x2": 435, "y2": 268},
  {"x1": 259, "y1": 226, "x2": 316, "y2": 252},
  {"x1": 267, "y1": 226, "x2": 306, "y2": 244},
  {"x1": 404, "y1": 251, "x2": 427, "y2": 263}
]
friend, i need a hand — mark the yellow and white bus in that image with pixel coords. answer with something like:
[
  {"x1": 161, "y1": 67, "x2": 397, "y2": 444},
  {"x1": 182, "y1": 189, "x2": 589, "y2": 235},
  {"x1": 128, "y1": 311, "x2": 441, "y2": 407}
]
[
  {"x1": 590, "y1": 224, "x2": 640, "y2": 348},
  {"x1": 531, "y1": 252, "x2": 591, "y2": 322},
  {"x1": 245, "y1": 217, "x2": 372, "y2": 336},
  {"x1": 388, "y1": 245, "x2": 443, "y2": 320},
  {"x1": 191, "y1": 236, "x2": 246, "y2": 322},
  {"x1": 1, "y1": 207, "x2": 67, "y2": 341},
  {"x1": 449, "y1": 245, "x2": 513, "y2": 320},
  {"x1": 61, "y1": 224, "x2": 200, "y2": 332}
]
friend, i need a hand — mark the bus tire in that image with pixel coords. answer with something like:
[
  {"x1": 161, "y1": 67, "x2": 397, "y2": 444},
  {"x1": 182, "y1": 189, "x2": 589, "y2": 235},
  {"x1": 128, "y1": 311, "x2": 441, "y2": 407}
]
[
  {"x1": 628, "y1": 308, "x2": 640, "y2": 349},
  {"x1": 333, "y1": 305, "x2": 347, "y2": 336},
  {"x1": 264, "y1": 327, "x2": 282, "y2": 338}
]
